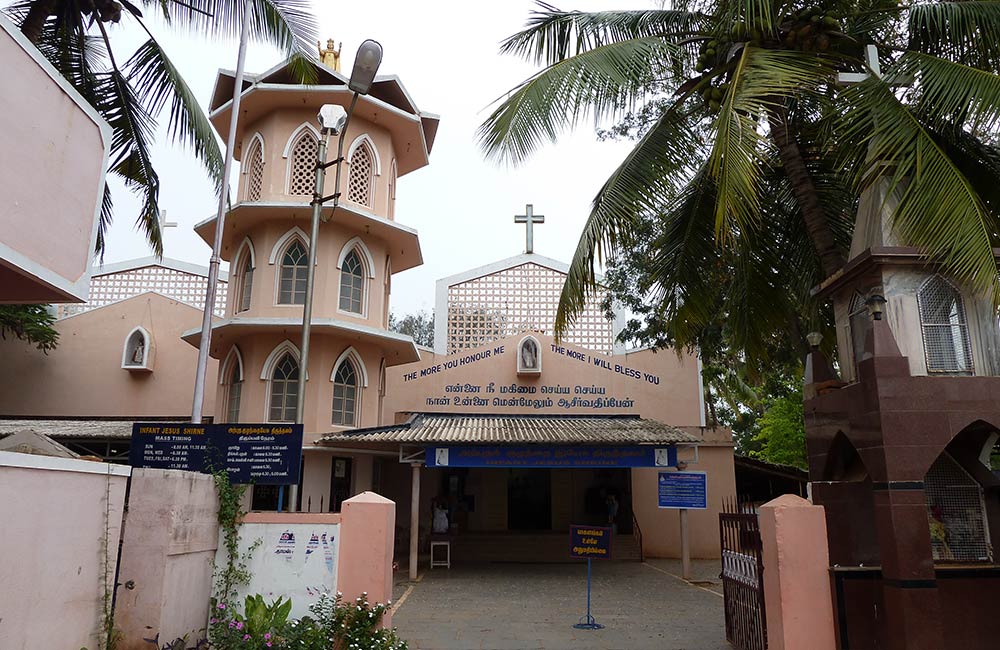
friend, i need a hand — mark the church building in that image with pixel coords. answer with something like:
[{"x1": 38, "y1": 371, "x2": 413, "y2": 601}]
[{"x1": 0, "y1": 46, "x2": 735, "y2": 567}]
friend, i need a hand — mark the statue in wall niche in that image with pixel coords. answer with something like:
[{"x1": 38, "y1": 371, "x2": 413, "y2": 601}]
[
  {"x1": 520, "y1": 338, "x2": 539, "y2": 370},
  {"x1": 131, "y1": 339, "x2": 145, "y2": 365}
]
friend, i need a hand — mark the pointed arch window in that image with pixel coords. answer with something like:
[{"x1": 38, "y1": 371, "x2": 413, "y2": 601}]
[
  {"x1": 243, "y1": 136, "x2": 264, "y2": 201},
  {"x1": 288, "y1": 129, "x2": 318, "y2": 196},
  {"x1": 347, "y1": 140, "x2": 375, "y2": 207},
  {"x1": 278, "y1": 240, "x2": 308, "y2": 305},
  {"x1": 235, "y1": 248, "x2": 254, "y2": 313},
  {"x1": 848, "y1": 292, "x2": 870, "y2": 378},
  {"x1": 332, "y1": 359, "x2": 359, "y2": 426},
  {"x1": 388, "y1": 159, "x2": 397, "y2": 219},
  {"x1": 918, "y1": 275, "x2": 973, "y2": 373},
  {"x1": 268, "y1": 353, "x2": 299, "y2": 422},
  {"x1": 339, "y1": 249, "x2": 365, "y2": 314},
  {"x1": 226, "y1": 359, "x2": 243, "y2": 423}
]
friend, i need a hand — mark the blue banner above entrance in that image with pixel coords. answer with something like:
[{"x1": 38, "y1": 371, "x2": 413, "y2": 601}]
[{"x1": 427, "y1": 445, "x2": 677, "y2": 468}]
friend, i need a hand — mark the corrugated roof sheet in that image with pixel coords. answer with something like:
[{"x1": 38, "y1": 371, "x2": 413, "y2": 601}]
[
  {"x1": 0, "y1": 420, "x2": 136, "y2": 439},
  {"x1": 320, "y1": 414, "x2": 699, "y2": 445}
]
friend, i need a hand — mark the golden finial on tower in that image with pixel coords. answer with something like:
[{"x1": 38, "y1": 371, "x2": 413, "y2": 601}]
[{"x1": 318, "y1": 38, "x2": 342, "y2": 72}]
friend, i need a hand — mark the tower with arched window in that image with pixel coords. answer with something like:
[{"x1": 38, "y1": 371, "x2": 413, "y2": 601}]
[
  {"x1": 183, "y1": 50, "x2": 438, "y2": 512},
  {"x1": 802, "y1": 156, "x2": 1000, "y2": 646}
]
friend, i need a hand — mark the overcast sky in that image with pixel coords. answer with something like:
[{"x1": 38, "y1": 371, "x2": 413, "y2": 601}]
[{"x1": 97, "y1": 0, "x2": 640, "y2": 316}]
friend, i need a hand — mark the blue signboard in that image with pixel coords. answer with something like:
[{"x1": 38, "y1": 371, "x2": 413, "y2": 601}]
[
  {"x1": 657, "y1": 471, "x2": 708, "y2": 509},
  {"x1": 129, "y1": 423, "x2": 302, "y2": 485},
  {"x1": 569, "y1": 524, "x2": 613, "y2": 560},
  {"x1": 427, "y1": 445, "x2": 677, "y2": 469}
]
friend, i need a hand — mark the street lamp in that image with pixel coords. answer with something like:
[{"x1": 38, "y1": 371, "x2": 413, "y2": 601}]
[{"x1": 289, "y1": 40, "x2": 383, "y2": 511}]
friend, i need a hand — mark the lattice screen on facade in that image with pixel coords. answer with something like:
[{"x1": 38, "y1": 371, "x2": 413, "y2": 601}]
[
  {"x1": 446, "y1": 263, "x2": 613, "y2": 355},
  {"x1": 244, "y1": 139, "x2": 264, "y2": 201},
  {"x1": 924, "y1": 452, "x2": 992, "y2": 562},
  {"x1": 347, "y1": 143, "x2": 374, "y2": 206},
  {"x1": 288, "y1": 133, "x2": 318, "y2": 196},
  {"x1": 56, "y1": 267, "x2": 228, "y2": 318}
]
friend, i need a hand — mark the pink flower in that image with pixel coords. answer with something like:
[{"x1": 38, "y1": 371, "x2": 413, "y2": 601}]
[
  {"x1": 210, "y1": 618, "x2": 217, "y2": 624},
  {"x1": 243, "y1": 634, "x2": 251, "y2": 641},
  {"x1": 229, "y1": 620, "x2": 236, "y2": 628},
  {"x1": 218, "y1": 603, "x2": 226, "y2": 610},
  {"x1": 236, "y1": 621, "x2": 243, "y2": 630},
  {"x1": 266, "y1": 644, "x2": 272, "y2": 648}
]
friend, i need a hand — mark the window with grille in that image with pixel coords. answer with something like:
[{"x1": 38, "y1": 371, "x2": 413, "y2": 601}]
[
  {"x1": 278, "y1": 241, "x2": 308, "y2": 305},
  {"x1": 848, "y1": 292, "x2": 869, "y2": 379},
  {"x1": 268, "y1": 353, "x2": 299, "y2": 422},
  {"x1": 288, "y1": 131, "x2": 318, "y2": 196},
  {"x1": 332, "y1": 360, "x2": 358, "y2": 426},
  {"x1": 236, "y1": 256, "x2": 253, "y2": 313},
  {"x1": 226, "y1": 363, "x2": 242, "y2": 423},
  {"x1": 339, "y1": 250, "x2": 365, "y2": 313},
  {"x1": 244, "y1": 137, "x2": 264, "y2": 201},
  {"x1": 918, "y1": 275, "x2": 973, "y2": 373},
  {"x1": 925, "y1": 453, "x2": 991, "y2": 562},
  {"x1": 347, "y1": 141, "x2": 374, "y2": 207}
]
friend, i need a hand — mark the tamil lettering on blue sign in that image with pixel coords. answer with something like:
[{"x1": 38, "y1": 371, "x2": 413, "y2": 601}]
[
  {"x1": 427, "y1": 445, "x2": 677, "y2": 469},
  {"x1": 657, "y1": 471, "x2": 708, "y2": 509},
  {"x1": 129, "y1": 423, "x2": 302, "y2": 485},
  {"x1": 570, "y1": 524, "x2": 613, "y2": 560}
]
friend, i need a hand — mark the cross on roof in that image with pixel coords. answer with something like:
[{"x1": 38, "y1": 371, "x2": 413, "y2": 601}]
[
  {"x1": 514, "y1": 204, "x2": 544, "y2": 254},
  {"x1": 837, "y1": 44, "x2": 881, "y2": 85},
  {"x1": 158, "y1": 209, "x2": 178, "y2": 231}
]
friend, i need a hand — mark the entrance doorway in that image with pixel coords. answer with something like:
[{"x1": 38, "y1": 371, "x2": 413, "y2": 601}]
[
  {"x1": 508, "y1": 469, "x2": 551, "y2": 530},
  {"x1": 329, "y1": 457, "x2": 353, "y2": 512}
]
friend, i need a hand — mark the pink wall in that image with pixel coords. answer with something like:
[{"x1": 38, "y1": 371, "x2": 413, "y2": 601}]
[
  {"x1": 115, "y1": 468, "x2": 220, "y2": 649},
  {"x1": 337, "y1": 492, "x2": 395, "y2": 626},
  {"x1": 0, "y1": 16, "x2": 108, "y2": 303},
  {"x1": 0, "y1": 451, "x2": 128, "y2": 650},
  {"x1": 0, "y1": 292, "x2": 217, "y2": 417},
  {"x1": 760, "y1": 495, "x2": 837, "y2": 650}
]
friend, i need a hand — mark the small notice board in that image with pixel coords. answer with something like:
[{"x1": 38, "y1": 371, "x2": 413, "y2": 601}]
[
  {"x1": 569, "y1": 525, "x2": 613, "y2": 560},
  {"x1": 129, "y1": 423, "x2": 303, "y2": 485},
  {"x1": 657, "y1": 471, "x2": 708, "y2": 509}
]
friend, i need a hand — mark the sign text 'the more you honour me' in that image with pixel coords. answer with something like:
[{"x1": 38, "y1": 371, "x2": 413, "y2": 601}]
[{"x1": 129, "y1": 423, "x2": 303, "y2": 484}]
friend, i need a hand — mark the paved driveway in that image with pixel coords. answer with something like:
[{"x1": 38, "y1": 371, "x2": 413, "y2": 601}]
[{"x1": 390, "y1": 560, "x2": 730, "y2": 650}]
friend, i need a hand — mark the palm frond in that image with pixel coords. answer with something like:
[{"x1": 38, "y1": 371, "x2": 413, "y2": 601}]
[
  {"x1": 125, "y1": 36, "x2": 224, "y2": 193},
  {"x1": 840, "y1": 77, "x2": 1000, "y2": 301},
  {"x1": 707, "y1": 47, "x2": 834, "y2": 241},
  {"x1": 908, "y1": 1, "x2": 1000, "y2": 70},
  {"x1": 554, "y1": 104, "x2": 705, "y2": 336},
  {"x1": 479, "y1": 36, "x2": 679, "y2": 165},
  {"x1": 501, "y1": 2, "x2": 706, "y2": 65},
  {"x1": 95, "y1": 183, "x2": 113, "y2": 261},
  {"x1": 897, "y1": 51, "x2": 1000, "y2": 136}
]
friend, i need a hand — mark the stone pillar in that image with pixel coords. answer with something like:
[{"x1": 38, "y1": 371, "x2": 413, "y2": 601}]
[
  {"x1": 759, "y1": 495, "x2": 836, "y2": 650},
  {"x1": 871, "y1": 485, "x2": 944, "y2": 650},
  {"x1": 337, "y1": 491, "x2": 396, "y2": 626}
]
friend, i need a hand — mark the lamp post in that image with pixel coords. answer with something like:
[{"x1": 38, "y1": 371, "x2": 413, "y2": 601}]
[{"x1": 288, "y1": 39, "x2": 383, "y2": 511}]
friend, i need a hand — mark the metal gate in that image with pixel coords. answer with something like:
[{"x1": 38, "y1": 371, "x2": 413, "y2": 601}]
[{"x1": 720, "y1": 501, "x2": 767, "y2": 650}]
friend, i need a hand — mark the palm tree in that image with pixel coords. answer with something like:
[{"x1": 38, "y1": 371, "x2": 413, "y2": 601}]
[
  {"x1": 479, "y1": 1, "x2": 1000, "y2": 366},
  {"x1": 4, "y1": 0, "x2": 316, "y2": 258}
]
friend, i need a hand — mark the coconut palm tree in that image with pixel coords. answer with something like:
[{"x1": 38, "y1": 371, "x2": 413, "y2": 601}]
[
  {"x1": 479, "y1": 1, "x2": 1000, "y2": 365},
  {"x1": 4, "y1": 0, "x2": 316, "y2": 257}
]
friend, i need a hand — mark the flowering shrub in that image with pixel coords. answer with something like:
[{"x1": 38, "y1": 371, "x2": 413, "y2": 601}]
[{"x1": 210, "y1": 592, "x2": 406, "y2": 650}]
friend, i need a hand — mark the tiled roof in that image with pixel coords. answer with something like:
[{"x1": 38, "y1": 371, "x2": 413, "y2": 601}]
[
  {"x1": 320, "y1": 414, "x2": 699, "y2": 446},
  {"x1": 0, "y1": 420, "x2": 136, "y2": 439}
]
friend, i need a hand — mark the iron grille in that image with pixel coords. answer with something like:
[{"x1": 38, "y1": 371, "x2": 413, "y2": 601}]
[
  {"x1": 924, "y1": 453, "x2": 992, "y2": 562},
  {"x1": 347, "y1": 142, "x2": 374, "y2": 207},
  {"x1": 244, "y1": 138, "x2": 264, "y2": 201},
  {"x1": 918, "y1": 275, "x2": 973, "y2": 373},
  {"x1": 289, "y1": 133, "x2": 318, "y2": 196}
]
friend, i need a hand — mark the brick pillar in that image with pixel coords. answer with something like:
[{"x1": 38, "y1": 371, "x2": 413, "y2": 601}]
[
  {"x1": 759, "y1": 495, "x2": 836, "y2": 650},
  {"x1": 337, "y1": 491, "x2": 396, "y2": 626},
  {"x1": 872, "y1": 486, "x2": 944, "y2": 650}
]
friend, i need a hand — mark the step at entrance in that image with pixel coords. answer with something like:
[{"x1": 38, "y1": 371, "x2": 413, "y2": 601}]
[{"x1": 442, "y1": 532, "x2": 642, "y2": 564}]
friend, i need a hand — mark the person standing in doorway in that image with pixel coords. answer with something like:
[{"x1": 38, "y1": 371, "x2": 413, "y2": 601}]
[{"x1": 606, "y1": 494, "x2": 619, "y2": 534}]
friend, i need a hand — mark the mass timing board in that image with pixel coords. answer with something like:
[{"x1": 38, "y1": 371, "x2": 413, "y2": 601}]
[
  {"x1": 129, "y1": 423, "x2": 303, "y2": 485},
  {"x1": 428, "y1": 445, "x2": 677, "y2": 468}
]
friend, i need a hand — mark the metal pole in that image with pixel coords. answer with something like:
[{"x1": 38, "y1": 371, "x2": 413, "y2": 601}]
[
  {"x1": 680, "y1": 508, "x2": 691, "y2": 580},
  {"x1": 191, "y1": 0, "x2": 251, "y2": 424},
  {"x1": 289, "y1": 93, "x2": 358, "y2": 512},
  {"x1": 586, "y1": 558, "x2": 592, "y2": 621},
  {"x1": 409, "y1": 463, "x2": 420, "y2": 580}
]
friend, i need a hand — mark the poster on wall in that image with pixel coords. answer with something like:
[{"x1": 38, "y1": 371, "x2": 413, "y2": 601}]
[{"x1": 129, "y1": 423, "x2": 303, "y2": 484}]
